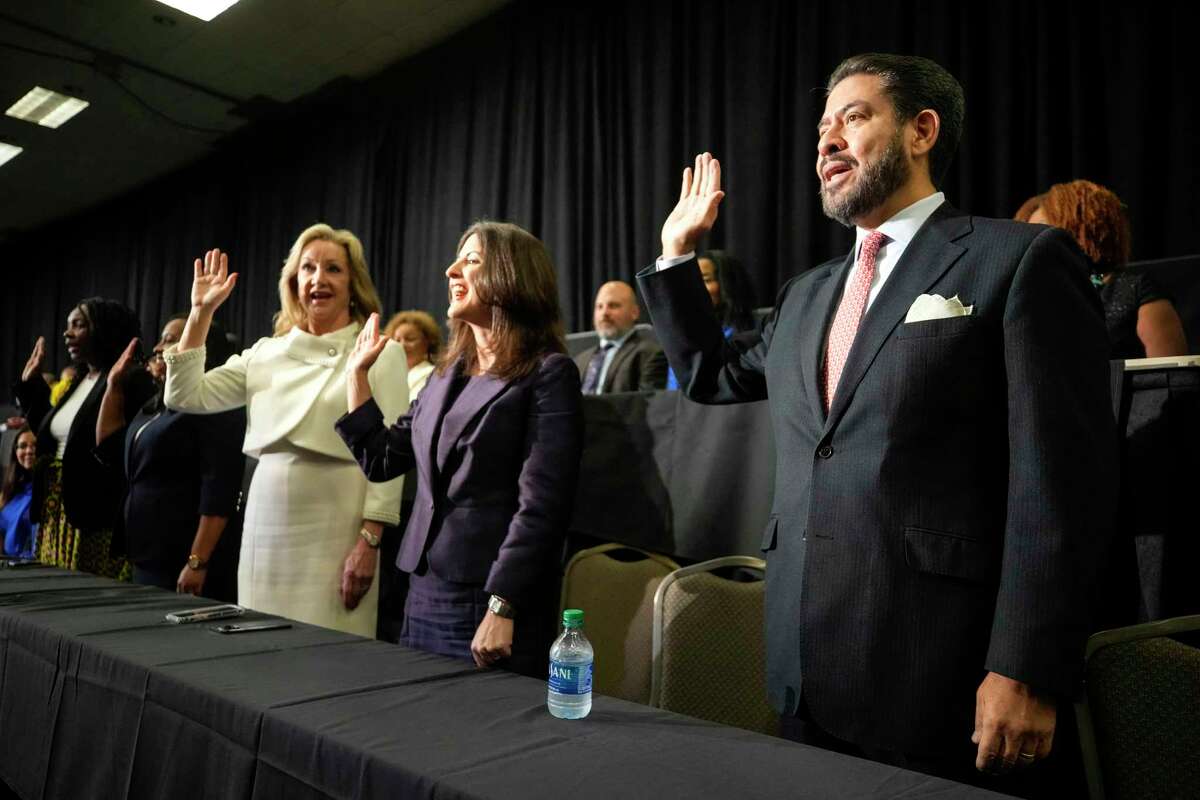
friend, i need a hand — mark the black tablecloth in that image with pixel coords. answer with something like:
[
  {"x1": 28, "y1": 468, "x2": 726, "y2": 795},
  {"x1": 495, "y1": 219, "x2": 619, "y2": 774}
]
[{"x1": 0, "y1": 568, "x2": 1006, "y2": 800}]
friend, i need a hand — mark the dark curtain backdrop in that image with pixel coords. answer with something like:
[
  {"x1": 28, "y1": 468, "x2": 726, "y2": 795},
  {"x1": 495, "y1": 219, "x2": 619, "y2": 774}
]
[{"x1": 3, "y1": 0, "x2": 1197, "y2": 384}]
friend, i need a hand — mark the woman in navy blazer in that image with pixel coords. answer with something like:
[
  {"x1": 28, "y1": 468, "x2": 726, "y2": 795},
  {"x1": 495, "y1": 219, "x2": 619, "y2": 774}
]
[
  {"x1": 96, "y1": 314, "x2": 246, "y2": 598},
  {"x1": 336, "y1": 221, "x2": 583, "y2": 676}
]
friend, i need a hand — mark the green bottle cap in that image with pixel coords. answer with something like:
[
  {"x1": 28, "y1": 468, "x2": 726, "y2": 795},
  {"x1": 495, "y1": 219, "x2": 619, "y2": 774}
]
[{"x1": 562, "y1": 609, "x2": 584, "y2": 626}]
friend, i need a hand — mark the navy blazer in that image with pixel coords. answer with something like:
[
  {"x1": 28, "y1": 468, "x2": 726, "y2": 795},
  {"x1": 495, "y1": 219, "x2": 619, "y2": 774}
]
[
  {"x1": 95, "y1": 404, "x2": 246, "y2": 569},
  {"x1": 336, "y1": 352, "x2": 583, "y2": 604},
  {"x1": 639, "y1": 204, "x2": 1119, "y2": 756}
]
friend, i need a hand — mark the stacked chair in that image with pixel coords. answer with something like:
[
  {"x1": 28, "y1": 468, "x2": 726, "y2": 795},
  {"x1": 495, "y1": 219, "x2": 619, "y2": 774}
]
[
  {"x1": 560, "y1": 544, "x2": 679, "y2": 704},
  {"x1": 1075, "y1": 614, "x2": 1200, "y2": 799},
  {"x1": 650, "y1": 556, "x2": 778, "y2": 736}
]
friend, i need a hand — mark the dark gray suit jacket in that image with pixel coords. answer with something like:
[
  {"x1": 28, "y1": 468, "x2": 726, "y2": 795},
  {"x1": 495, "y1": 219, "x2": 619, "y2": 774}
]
[
  {"x1": 573, "y1": 329, "x2": 668, "y2": 393},
  {"x1": 638, "y1": 204, "x2": 1119, "y2": 756}
]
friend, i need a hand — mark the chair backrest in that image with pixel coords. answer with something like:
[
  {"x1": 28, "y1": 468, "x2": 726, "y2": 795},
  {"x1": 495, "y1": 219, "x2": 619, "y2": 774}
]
[
  {"x1": 1075, "y1": 614, "x2": 1200, "y2": 800},
  {"x1": 560, "y1": 543, "x2": 679, "y2": 704},
  {"x1": 651, "y1": 556, "x2": 777, "y2": 735}
]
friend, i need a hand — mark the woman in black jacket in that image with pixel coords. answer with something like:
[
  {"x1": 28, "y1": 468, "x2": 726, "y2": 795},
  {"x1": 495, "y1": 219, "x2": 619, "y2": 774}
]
[
  {"x1": 96, "y1": 314, "x2": 246, "y2": 597},
  {"x1": 14, "y1": 298, "x2": 154, "y2": 577}
]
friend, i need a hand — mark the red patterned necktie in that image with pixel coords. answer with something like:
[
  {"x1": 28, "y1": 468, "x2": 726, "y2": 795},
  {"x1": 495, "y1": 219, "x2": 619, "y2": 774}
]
[{"x1": 822, "y1": 230, "x2": 887, "y2": 412}]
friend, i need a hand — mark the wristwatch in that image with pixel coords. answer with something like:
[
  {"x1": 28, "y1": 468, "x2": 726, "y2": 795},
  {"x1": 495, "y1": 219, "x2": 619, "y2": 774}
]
[
  {"x1": 187, "y1": 554, "x2": 208, "y2": 571},
  {"x1": 359, "y1": 527, "x2": 381, "y2": 548},
  {"x1": 487, "y1": 594, "x2": 516, "y2": 619}
]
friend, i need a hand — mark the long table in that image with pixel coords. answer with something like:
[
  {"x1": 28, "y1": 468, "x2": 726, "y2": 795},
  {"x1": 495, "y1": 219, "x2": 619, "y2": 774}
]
[{"x1": 0, "y1": 568, "x2": 1006, "y2": 800}]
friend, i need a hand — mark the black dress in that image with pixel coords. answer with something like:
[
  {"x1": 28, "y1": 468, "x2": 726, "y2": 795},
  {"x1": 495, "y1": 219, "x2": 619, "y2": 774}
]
[
  {"x1": 96, "y1": 403, "x2": 246, "y2": 598},
  {"x1": 1099, "y1": 271, "x2": 1170, "y2": 359}
]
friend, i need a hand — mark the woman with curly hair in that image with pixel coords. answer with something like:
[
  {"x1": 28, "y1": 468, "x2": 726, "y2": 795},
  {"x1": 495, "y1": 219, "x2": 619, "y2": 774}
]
[
  {"x1": 383, "y1": 310, "x2": 443, "y2": 399},
  {"x1": 1017, "y1": 180, "x2": 1187, "y2": 358},
  {"x1": 14, "y1": 298, "x2": 155, "y2": 575}
]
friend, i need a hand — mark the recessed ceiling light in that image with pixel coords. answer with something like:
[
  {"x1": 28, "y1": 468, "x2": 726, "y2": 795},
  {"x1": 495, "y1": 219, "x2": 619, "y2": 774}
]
[
  {"x1": 152, "y1": 0, "x2": 241, "y2": 22},
  {"x1": 0, "y1": 142, "x2": 23, "y2": 167},
  {"x1": 5, "y1": 87, "x2": 89, "y2": 129}
]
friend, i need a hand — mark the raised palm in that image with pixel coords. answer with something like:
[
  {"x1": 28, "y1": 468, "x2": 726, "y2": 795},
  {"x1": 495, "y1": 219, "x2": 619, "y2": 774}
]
[
  {"x1": 107, "y1": 338, "x2": 140, "y2": 390},
  {"x1": 660, "y1": 152, "x2": 726, "y2": 257},
  {"x1": 21, "y1": 336, "x2": 46, "y2": 383},
  {"x1": 192, "y1": 248, "x2": 238, "y2": 312},
  {"x1": 347, "y1": 313, "x2": 388, "y2": 374}
]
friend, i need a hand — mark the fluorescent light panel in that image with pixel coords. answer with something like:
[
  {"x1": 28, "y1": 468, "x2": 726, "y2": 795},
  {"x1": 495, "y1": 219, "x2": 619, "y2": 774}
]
[
  {"x1": 0, "y1": 143, "x2": 23, "y2": 168},
  {"x1": 5, "y1": 87, "x2": 89, "y2": 129},
  {"x1": 153, "y1": 0, "x2": 241, "y2": 22}
]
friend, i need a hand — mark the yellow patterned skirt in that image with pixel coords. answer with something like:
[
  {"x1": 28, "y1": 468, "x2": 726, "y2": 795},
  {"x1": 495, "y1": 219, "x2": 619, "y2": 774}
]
[{"x1": 37, "y1": 459, "x2": 130, "y2": 580}]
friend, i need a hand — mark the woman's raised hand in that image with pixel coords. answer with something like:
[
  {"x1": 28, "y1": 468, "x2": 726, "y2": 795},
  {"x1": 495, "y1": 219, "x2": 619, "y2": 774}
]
[
  {"x1": 21, "y1": 336, "x2": 46, "y2": 383},
  {"x1": 106, "y1": 338, "x2": 140, "y2": 391},
  {"x1": 347, "y1": 313, "x2": 388, "y2": 374},
  {"x1": 660, "y1": 152, "x2": 726, "y2": 258},
  {"x1": 191, "y1": 249, "x2": 238, "y2": 313}
]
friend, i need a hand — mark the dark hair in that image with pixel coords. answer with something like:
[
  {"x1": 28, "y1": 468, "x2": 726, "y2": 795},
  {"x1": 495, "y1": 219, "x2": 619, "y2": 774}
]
[
  {"x1": 826, "y1": 53, "x2": 965, "y2": 187},
  {"x1": 77, "y1": 297, "x2": 143, "y2": 370},
  {"x1": 1020, "y1": 180, "x2": 1130, "y2": 273},
  {"x1": 441, "y1": 221, "x2": 566, "y2": 381},
  {"x1": 700, "y1": 250, "x2": 757, "y2": 333},
  {"x1": 0, "y1": 426, "x2": 35, "y2": 508}
]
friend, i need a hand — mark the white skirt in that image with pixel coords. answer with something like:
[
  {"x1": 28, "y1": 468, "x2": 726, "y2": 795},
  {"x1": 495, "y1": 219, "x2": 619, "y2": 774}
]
[{"x1": 240, "y1": 445, "x2": 378, "y2": 637}]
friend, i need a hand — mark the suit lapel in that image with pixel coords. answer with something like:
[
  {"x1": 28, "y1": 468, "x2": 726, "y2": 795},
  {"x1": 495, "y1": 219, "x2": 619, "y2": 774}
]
[
  {"x1": 824, "y1": 206, "x2": 973, "y2": 433},
  {"x1": 434, "y1": 365, "x2": 514, "y2": 472},
  {"x1": 602, "y1": 331, "x2": 638, "y2": 392},
  {"x1": 418, "y1": 362, "x2": 459, "y2": 480},
  {"x1": 801, "y1": 254, "x2": 853, "y2": 426}
]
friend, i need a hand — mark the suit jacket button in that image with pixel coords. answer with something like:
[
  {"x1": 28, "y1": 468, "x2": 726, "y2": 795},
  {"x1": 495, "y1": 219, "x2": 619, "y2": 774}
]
[
  {"x1": 817, "y1": 445, "x2": 833, "y2": 459},
  {"x1": 328, "y1": 347, "x2": 338, "y2": 356}
]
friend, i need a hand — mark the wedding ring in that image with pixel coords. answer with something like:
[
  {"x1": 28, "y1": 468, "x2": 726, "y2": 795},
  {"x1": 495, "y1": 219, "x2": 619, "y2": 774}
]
[{"x1": 1018, "y1": 751, "x2": 1036, "y2": 761}]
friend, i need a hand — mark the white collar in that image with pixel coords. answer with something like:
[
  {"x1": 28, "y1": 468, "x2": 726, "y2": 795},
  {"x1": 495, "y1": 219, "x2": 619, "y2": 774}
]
[{"x1": 854, "y1": 191, "x2": 945, "y2": 255}]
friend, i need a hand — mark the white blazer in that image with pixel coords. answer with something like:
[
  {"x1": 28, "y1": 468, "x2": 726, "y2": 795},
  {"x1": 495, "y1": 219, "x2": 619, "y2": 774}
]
[{"x1": 163, "y1": 321, "x2": 408, "y2": 525}]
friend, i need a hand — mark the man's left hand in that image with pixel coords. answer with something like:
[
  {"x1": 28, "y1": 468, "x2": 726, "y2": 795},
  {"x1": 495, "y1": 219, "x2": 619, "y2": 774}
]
[{"x1": 972, "y1": 672, "x2": 1056, "y2": 773}]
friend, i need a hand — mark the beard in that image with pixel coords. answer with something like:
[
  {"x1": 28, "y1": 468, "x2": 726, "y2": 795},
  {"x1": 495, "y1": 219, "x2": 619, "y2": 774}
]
[{"x1": 819, "y1": 130, "x2": 910, "y2": 227}]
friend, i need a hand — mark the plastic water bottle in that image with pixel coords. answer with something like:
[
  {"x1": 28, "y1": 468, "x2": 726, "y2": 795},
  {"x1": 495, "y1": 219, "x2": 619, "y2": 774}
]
[{"x1": 547, "y1": 608, "x2": 593, "y2": 719}]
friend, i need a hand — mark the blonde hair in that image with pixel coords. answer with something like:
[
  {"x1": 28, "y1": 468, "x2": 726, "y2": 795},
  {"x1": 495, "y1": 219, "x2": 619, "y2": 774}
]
[
  {"x1": 383, "y1": 310, "x2": 444, "y2": 359},
  {"x1": 272, "y1": 223, "x2": 383, "y2": 336}
]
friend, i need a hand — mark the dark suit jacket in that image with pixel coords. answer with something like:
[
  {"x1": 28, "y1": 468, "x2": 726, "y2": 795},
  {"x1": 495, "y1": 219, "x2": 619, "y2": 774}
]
[
  {"x1": 573, "y1": 329, "x2": 668, "y2": 392},
  {"x1": 94, "y1": 405, "x2": 246, "y2": 570},
  {"x1": 336, "y1": 353, "x2": 584, "y2": 605},
  {"x1": 638, "y1": 204, "x2": 1119, "y2": 756},
  {"x1": 16, "y1": 370, "x2": 155, "y2": 533}
]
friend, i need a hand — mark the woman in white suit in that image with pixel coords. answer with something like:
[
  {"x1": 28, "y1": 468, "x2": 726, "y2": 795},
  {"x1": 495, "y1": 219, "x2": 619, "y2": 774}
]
[{"x1": 164, "y1": 224, "x2": 407, "y2": 636}]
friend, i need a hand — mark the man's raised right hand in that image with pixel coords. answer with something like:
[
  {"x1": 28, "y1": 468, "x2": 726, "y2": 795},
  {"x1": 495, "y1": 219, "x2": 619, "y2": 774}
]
[{"x1": 660, "y1": 152, "x2": 725, "y2": 258}]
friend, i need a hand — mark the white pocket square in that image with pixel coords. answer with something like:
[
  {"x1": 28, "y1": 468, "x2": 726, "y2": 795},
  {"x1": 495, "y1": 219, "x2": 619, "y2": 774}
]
[{"x1": 904, "y1": 293, "x2": 974, "y2": 323}]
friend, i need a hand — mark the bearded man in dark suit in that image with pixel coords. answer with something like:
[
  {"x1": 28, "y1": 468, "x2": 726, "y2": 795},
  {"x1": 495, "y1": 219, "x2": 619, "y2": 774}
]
[{"x1": 637, "y1": 53, "x2": 1118, "y2": 795}]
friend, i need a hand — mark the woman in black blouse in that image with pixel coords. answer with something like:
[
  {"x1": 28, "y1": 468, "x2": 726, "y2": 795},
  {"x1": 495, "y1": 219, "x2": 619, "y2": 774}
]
[
  {"x1": 14, "y1": 298, "x2": 154, "y2": 577},
  {"x1": 1016, "y1": 180, "x2": 1188, "y2": 359},
  {"x1": 96, "y1": 314, "x2": 246, "y2": 597}
]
